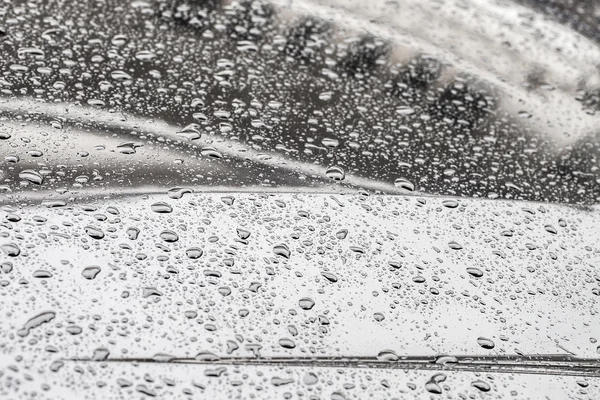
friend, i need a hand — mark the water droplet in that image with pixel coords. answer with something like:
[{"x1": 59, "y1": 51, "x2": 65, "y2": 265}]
[
  {"x1": 127, "y1": 227, "x2": 140, "y2": 240},
  {"x1": 19, "y1": 169, "x2": 44, "y2": 185},
  {"x1": 195, "y1": 351, "x2": 220, "y2": 362},
  {"x1": 471, "y1": 380, "x2": 491, "y2": 392},
  {"x1": 92, "y1": 348, "x2": 110, "y2": 361},
  {"x1": 159, "y1": 230, "x2": 179, "y2": 242},
  {"x1": 151, "y1": 202, "x2": 172, "y2": 213},
  {"x1": 466, "y1": 267, "x2": 483, "y2": 278},
  {"x1": 186, "y1": 247, "x2": 203, "y2": 259},
  {"x1": 298, "y1": 297, "x2": 315, "y2": 310},
  {"x1": 236, "y1": 228, "x2": 251, "y2": 240},
  {"x1": 17, "y1": 311, "x2": 56, "y2": 337},
  {"x1": 33, "y1": 270, "x2": 52, "y2": 278},
  {"x1": 278, "y1": 338, "x2": 296, "y2": 349},
  {"x1": 142, "y1": 287, "x2": 163, "y2": 298},
  {"x1": 82, "y1": 266, "x2": 101, "y2": 280},
  {"x1": 448, "y1": 241, "x2": 463, "y2": 250},
  {"x1": 544, "y1": 224, "x2": 557, "y2": 234},
  {"x1": 273, "y1": 243, "x2": 290, "y2": 259},
  {"x1": 84, "y1": 226, "x2": 105, "y2": 240},
  {"x1": 303, "y1": 372, "x2": 319, "y2": 385},
  {"x1": 322, "y1": 138, "x2": 340, "y2": 148},
  {"x1": 394, "y1": 178, "x2": 414, "y2": 191},
  {"x1": 442, "y1": 199, "x2": 459, "y2": 208},
  {"x1": 321, "y1": 271, "x2": 338, "y2": 283},
  {"x1": 167, "y1": 187, "x2": 192, "y2": 199},
  {"x1": 336, "y1": 229, "x2": 348, "y2": 239},
  {"x1": 110, "y1": 70, "x2": 132, "y2": 81},
  {"x1": 377, "y1": 350, "x2": 399, "y2": 361},
  {"x1": 425, "y1": 373, "x2": 447, "y2": 394},
  {"x1": 326, "y1": 166, "x2": 345, "y2": 181},
  {"x1": 477, "y1": 337, "x2": 495, "y2": 349},
  {"x1": 1, "y1": 243, "x2": 20, "y2": 257},
  {"x1": 201, "y1": 147, "x2": 223, "y2": 158}
]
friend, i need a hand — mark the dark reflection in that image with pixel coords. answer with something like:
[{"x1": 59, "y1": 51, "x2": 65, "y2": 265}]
[{"x1": 0, "y1": 0, "x2": 598, "y2": 204}]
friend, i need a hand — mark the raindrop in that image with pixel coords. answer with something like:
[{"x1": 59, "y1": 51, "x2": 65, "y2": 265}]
[
  {"x1": 186, "y1": 247, "x2": 203, "y2": 259},
  {"x1": 471, "y1": 380, "x2": 491, "y2": 392},
  {"x1": 168, "y1": 187, "x2": 192, "y2": 199},
  {"x1": 273, "y1": 243, "x2": 290, "y2": 259},
  {"x1": 151, "y1": 202, "x2": 172, "y2": 213},
  {"x1": 442, "y1": 199, "x2": 459, "y2": 208},
  {"x1": 195, "y1": 351, "x2": 220, "y2": 362},
  {"x1": 466, "y1": 267, "x2": 483, "y2": 278},
  {"x1": 127, "y1": 227, "x2": 140, "y2": 240},
  {"x1": 377, "y1": 350, "x2": 399, "y2": 361},
  {"x1": 326, "y1": 166, "x2": 345, "y2": 181},
  {"x1": 477, "y1": 337, "x2": 495, "y2": 349},
  {"x1": 19, "y1": 169, "x2": 44, "y2": 185},
  {"x1": 236, "y1": 228, "x2": 251, "y2": 240},
  {"x1": 322, "y1": 138, "x2": 340, "y2": 148},
  {"x1": 336, "y1": 229, "x2": 348, "y2": 239},
  {"x1": 448, "y1": 241, "x2": 463, "y2": 250},
  {"x1": 201, "y1": 147, "x2": 223, "y2": 158},
  {"x1": 92, "y1": 348, "x2": 110, "y2": 361},
  {"x1": 33, "y1": 270, "x2": 53, "y2": 278},
  {"x1": 303, "y1": 372, "x2": 318, "y2": 385},
  {"x1": 425, "y1": 373, "x2": 447, "y2": 394},
  {"x1": 298, "y1": 297, "x2": 315, "y2": 310},
  {"x1": 394, "y1": 178, "x2": 414, "y2": 191},
  {"x1": 1, "y1": 243, "x2": 20, "y2": 257},
  {"x1": 84, "y1": 226, "x2": 105, "y2": 240},
  {"x1": 321, "y1": 271, "x2": 338, "y2": 283},
  {"x1": 82, "y1": 266, "x2": 101, "y2": 280},
  {"x1": 160, "y1": 230, "x2": 179, "y2": 242},
  {"x1": 278, "y1": 338, "x2": 296, "y2": 349},
  {"x1": 17, "y1": 311, "x2": 56, "y2": 337}
]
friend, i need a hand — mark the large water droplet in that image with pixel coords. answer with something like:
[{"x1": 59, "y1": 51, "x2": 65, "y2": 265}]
[
  {"x1": 477, "y1": 337, "x2": 495, "y2": 349},
  {"x1": 273, "y1": 244, "x2": 290, "y2": 259},
  {"x1": 1, "y1": 243, "x2": 20, "y2": 257},
  {"x1": 17, "y1": 311, "x2": 56, "y2": 337},
  {"x1": 19, "y1": 169, "x2": 44, "y2": 185},
  {"x1": 298, "y1": 297, "x2": 315, "y2": 310},
  {"x1": 82, "y1": 266, "x2": 101, "y2": 280},
  {"x1": 151, "y1": 202, "x2": 172, "y2": 213},
  {"x1": 326, "y1": 166, "x2": 345, "y2": 181},
  {"x1": 394, "y1": 178, "x2": 414, "y2": 191}
]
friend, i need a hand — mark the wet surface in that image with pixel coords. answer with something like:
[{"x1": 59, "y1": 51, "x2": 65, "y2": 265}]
[
  {"x1": 1, "y1": 0, "x2": 600, "y2": 398},
  {"x1": 0, "y1": 0, "x2": 598, "y2": 204},
  {"x1": 1, "y1": 193, "x2": 599, "y2": 398}
]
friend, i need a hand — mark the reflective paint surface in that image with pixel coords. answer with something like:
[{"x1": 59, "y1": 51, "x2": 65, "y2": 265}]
[{"x1": 0, "y1": 0, "x2": 599, "y2": 398}]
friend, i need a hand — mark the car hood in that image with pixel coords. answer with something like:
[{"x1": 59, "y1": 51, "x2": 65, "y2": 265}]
[{"x1": 0, "y1": 0, "x2": 599, "y2": 399}]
